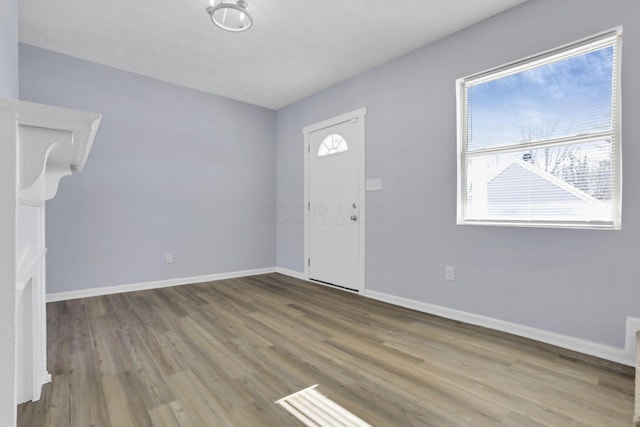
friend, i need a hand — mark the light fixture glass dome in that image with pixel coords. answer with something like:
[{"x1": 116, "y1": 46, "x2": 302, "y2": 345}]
[{"x1": 206, "y1": 0, "x2": 252, "y2": 32}]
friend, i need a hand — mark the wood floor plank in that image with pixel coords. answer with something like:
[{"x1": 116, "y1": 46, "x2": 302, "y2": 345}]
[
  {"x1": 168, "y1": 370, "x2": 237, "y2": 427},
  {"x1": 68, "y1": 351, "x2": 109, "y2": 427},
  {"x1": 18, "y1": 273, "x2": 635, "y2": 426},
  {"x1": 148, "y1": 402, "x2": 183, "y2": 427},
  {"x1": 101, "y1": 373, "x2": 154, "y2": 427},
  {"x1": 148, "y1": 400, "x2": 193, "y2": 427}
]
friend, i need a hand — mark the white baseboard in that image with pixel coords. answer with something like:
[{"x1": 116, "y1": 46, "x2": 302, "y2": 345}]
[
  {"x1": 46, "y1": 264, "x2": 640, "y2": 367},
  {"x1": 46, "y1": 267, "x2": 276, "y2": 302},
  {"x1": 275, "y1": 267, "x2": 306, "y2": 280},
  {"x1": 626, "y1": 317, "x2": 640, "y2": 365},
  {"x1": 276, "y1": 269, "x2": 638, "y2": 366},
  {"x1": 364, "y1": 289, "x2": 637, "y2": 367},
  {"x1": 33, "y1": 371, "x2": 51, "y2": 402}
]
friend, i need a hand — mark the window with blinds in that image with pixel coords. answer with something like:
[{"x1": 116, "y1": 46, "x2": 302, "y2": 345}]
[{"x1": 456, "y1": 28, "x2": 622, "y2": 229}]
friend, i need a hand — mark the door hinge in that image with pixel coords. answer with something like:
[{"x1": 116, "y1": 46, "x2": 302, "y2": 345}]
[
  {"x1": 308, "y1": 201, "x2": 310, "y2": 210},
  {"x1": 308, "y1": 258, "x2": 311, "y2": 267},
  {"x1": 308, "y1": 144, "x2": 310, "y2": 153}
]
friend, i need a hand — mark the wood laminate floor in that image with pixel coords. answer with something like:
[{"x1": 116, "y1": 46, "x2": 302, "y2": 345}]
[{"x1": 18, "y1": 273, "x2": 635, "y2": 426}]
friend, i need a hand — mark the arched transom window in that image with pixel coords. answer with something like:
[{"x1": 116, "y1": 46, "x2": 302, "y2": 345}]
[{"x1": 318, "y1": 134, "x2": 348, "y2": 157}]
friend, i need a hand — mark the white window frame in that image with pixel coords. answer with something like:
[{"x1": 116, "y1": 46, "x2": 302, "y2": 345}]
[{"x1": 456, "y1": 27, "x2": 623, "y2": 230}]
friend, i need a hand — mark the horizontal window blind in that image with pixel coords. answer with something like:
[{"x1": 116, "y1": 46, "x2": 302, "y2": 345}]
[{"x1": 457, "y1": 29, "x2": 622, "y2": 229}]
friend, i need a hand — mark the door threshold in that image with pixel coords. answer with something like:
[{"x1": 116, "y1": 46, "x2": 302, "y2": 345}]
[{"x1": 310, "y1": 278, "x2": 358, "y2": 293}]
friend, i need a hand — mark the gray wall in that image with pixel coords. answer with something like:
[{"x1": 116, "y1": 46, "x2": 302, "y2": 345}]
[
  {"x1": 0, "y1": 0, "x2": 18, "y2": 98},
  {"x1": 20, "y1": 44, "x2": 276, "y2": 293},
  {"x1": 0, "y1": 110, "x2": 17, "y2": 426},
  {"x1": 276, "y1": 0, "x2": 640, "y2": 347},
  {"x1": 0, "y1": 1, "x2": 18, "y2": 424}
]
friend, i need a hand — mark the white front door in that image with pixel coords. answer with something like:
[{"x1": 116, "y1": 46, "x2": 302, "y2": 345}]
[{"x1": 308, "y1": 118, "x2": 362, "y2": 291}]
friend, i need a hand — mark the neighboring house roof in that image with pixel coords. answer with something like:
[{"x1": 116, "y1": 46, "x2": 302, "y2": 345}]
[{"x1": 487, "y1": 159, "x2": 605, "y2": 206}]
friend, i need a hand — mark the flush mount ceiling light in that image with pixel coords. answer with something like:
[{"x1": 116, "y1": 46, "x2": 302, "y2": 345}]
[{"x1": 206, "y1": 0, "x2": 253, "y2": 32}]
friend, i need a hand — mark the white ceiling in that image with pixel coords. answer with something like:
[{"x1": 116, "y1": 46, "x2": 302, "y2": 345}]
[{"x1": 18, "y1": 0, "x2": 526, "y2": 110}]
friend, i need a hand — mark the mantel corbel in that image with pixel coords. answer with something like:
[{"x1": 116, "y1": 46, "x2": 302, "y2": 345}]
[{"x1": 3, "y1": 99, "x2": 102, "y2": 200}]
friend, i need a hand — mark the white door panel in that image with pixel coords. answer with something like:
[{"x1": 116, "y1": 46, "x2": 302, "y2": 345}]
[{"x1": 309, "y1": 120, "x2": 360, "y2": 290}]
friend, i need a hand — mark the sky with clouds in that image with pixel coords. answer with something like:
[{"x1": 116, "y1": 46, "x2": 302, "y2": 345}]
[{"x1": 467, "y1": 45, "x2": 614, "y2": 151}]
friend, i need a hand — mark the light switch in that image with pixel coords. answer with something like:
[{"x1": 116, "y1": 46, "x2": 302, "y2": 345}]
[{"x1": 366, "y1": 178, "x2": 382, "y2": 191}]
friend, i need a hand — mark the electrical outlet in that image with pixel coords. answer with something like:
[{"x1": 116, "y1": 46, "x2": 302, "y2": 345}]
[
  {"x1": 445, "y1": 265, "x2": 454, "y2": 281},
  {"x1": 165, "y1": 252, "x2": 174, "y2": 264}
]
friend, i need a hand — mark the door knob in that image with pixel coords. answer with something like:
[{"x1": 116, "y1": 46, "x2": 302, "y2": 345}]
[{"x1": 350, "y1": 215, "x2": 358, "y2": 221}]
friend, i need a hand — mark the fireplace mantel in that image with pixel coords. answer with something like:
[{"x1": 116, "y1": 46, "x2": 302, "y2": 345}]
[{"x1": 2, "y1": 99, "x2": 101, "y2": 406}]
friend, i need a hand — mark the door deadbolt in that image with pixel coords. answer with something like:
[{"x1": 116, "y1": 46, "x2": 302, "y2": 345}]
[{"x1": 350, "y1": 215, "x2": 358, "y2": 221}]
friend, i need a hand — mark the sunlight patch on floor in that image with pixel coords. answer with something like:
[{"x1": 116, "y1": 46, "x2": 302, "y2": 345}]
[{"x1": 276, "y1": 384, "x2": 372, "y2": 427}]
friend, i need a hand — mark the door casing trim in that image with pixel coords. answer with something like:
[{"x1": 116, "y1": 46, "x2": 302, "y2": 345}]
[{"x1": 303, "y1": 107, "x2": 367, "y2": 293}]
